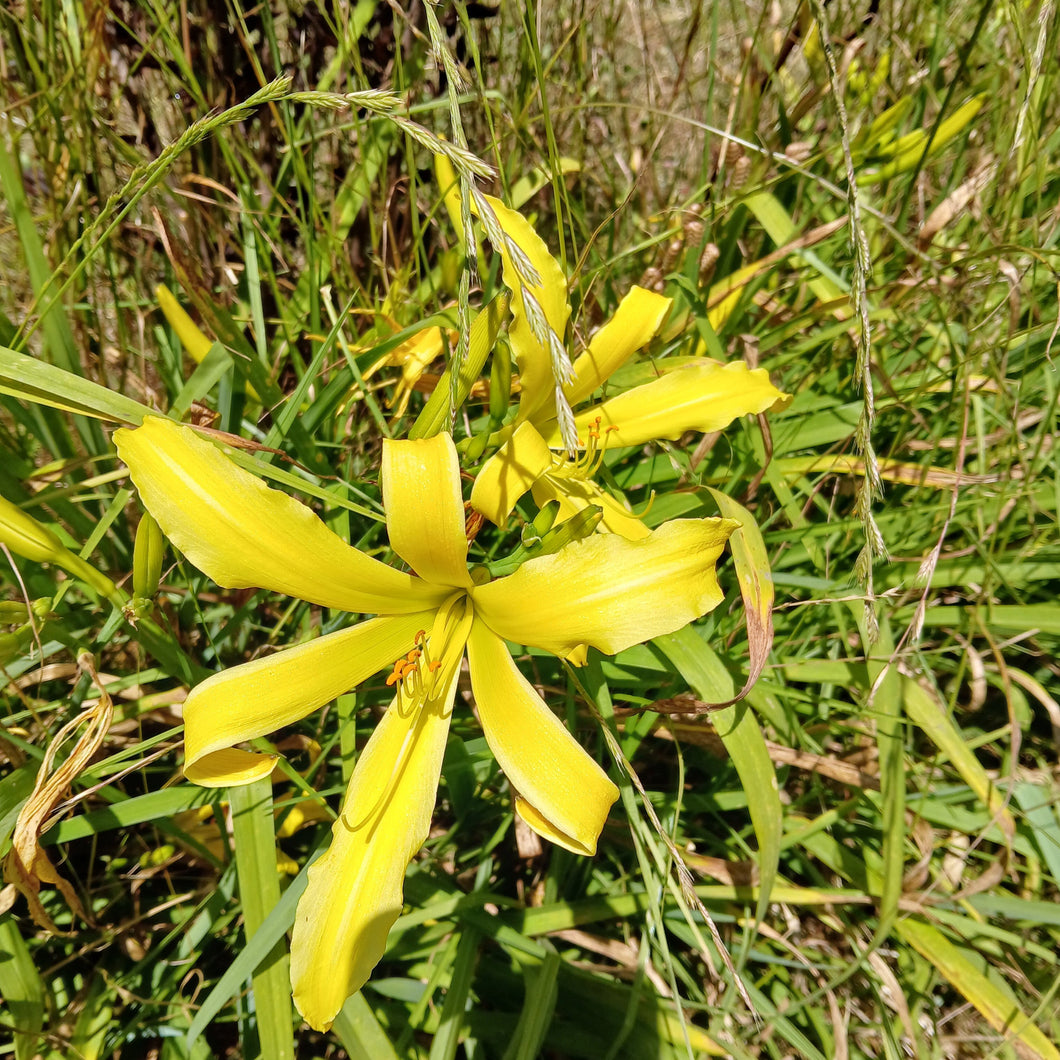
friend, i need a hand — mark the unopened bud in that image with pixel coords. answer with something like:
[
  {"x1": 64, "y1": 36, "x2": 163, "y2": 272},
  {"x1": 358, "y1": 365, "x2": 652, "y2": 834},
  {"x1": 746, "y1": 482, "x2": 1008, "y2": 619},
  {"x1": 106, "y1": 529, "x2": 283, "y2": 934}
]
[
  {"x1": 521, "y1": 500, "x2": 560, "y2": 550},
  {"x1": 0, "y1": 494, "x2": 66, "y2": 564},
  {"x1": 132, "y1": 512, "x2": 165, "y2": 602},
  {"x1": 488, "y1": 343, "x2": 512, "y2": 424}
]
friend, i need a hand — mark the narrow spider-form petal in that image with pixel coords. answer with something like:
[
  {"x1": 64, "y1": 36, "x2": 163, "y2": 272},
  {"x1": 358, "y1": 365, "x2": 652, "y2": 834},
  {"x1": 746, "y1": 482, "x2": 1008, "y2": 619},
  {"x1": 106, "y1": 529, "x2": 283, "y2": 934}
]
[
  {"x1": 467, "y1": 621, "x2": 618, "y2": 854},
  {"x1": 382, "y1": 433, "x2": 472, "y2": 588},
  {"x1": 290, "y1": 671, "x2": 456, "y2": 1030},
  {"x1": 290, "y1": 599, "x2": 473, "y2": 1032},
  {"x1": 563, "y1": 286, "x2": 673, "y2": 407},
  {"x1": 543, "y1": 362, "x2": 787, "y2": 450},
  {"x1": 115, "y1": 417, "x2": 446, "y2": 614},
  {"x1": 183, "y1": 613, "x2": 433, "y2": 786},
  {"x1": 469, "y1": 422, "x2": 554, "y2": 526},
  {"x1": 480, "y1": 195, "x2": 570, "y2": 422},
  {"x1": 530, "y1": 474, "x2": 650, "y2": 540},
  {"x1": 473, "y1": 518, "x2": 737, "y2": 658}
]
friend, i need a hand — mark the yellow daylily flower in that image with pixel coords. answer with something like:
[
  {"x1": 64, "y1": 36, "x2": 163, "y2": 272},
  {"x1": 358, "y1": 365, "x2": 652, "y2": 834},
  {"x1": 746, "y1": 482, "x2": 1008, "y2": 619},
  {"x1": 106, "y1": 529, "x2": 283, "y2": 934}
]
[
  {"x1": 470, "y1": 197, "x2": 788, "y2": 538},
  {"x1": 113, "y1": 416, "x2": 738, "y2": 1031}
]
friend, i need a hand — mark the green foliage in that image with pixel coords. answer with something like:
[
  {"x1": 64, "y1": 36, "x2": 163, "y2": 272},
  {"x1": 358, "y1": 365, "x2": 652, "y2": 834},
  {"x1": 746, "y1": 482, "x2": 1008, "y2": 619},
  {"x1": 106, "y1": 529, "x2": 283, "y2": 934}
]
[{"x1": 1, "y1": 2, "x2": 1059, "y2": 1058}]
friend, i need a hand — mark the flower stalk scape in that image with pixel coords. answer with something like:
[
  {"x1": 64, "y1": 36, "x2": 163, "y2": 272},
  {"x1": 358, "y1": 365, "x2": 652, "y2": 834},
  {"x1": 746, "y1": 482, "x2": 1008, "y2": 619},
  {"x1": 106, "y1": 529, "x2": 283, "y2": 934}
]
[{"x1": 115, "y1": 417, "x2": 738, "y2": 1029}]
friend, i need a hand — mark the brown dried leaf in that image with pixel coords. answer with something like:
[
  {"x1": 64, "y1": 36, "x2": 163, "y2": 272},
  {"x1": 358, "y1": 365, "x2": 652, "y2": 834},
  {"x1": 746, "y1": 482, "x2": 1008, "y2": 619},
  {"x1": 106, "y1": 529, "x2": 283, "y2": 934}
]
[{"x1": 1, "y1": 654, "x2": 113, "y2": 932}]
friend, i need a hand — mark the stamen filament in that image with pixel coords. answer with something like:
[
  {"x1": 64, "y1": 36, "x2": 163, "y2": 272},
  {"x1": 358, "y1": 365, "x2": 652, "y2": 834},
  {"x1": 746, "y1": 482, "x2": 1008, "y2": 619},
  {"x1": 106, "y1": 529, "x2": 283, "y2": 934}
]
[{"x1": 548, "y1": 416, "x2": 617, "y2": 482}]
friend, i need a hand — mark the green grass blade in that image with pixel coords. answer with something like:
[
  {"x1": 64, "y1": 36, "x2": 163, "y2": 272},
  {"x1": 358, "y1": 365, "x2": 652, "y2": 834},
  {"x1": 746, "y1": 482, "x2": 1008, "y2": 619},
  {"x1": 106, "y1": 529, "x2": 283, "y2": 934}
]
[
  {"x1": 428, "y1": 924, "x2": 481, "y2": 1060},
  {"x1": 857, "y1": 610, "x2": 904, "y2": 939},
  {"x1": 0, "y1": 344, "x2": 154, "y2": 424},
  {"x1": 331, "y1": 992, "x2": 401, "y2": 1060},
  {"x1": 501, "y1": 949, "x2": 561, "y2": 1060},
  {"x1": 0, "y1": 125, "x2": 78, "y2": 374},
  {"x1": 229, "y1": 779, "x2": 296, "y2": 1060},
  {"x1": 653, "y1": 625, "x2": 781, "y2": 925},
  {"x1": 0, "y1": 916, "x2": 46, "y2": 1060},
  {"x1": 897, "y1": 918, "x2": 1060, "y2": 1060}
]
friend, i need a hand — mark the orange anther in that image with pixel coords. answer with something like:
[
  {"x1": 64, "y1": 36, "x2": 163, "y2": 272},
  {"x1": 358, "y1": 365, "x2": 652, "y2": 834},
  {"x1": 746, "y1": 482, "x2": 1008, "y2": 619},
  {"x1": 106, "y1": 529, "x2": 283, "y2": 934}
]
[
  {"x1": 406, "y1": 648, "x2": 421, "y2": 663},
  {"x1": 428, "y1": 660, "x2": 442, "y2": 673},
  {"x1": 386, "y1": 671, "x2": 401, "y2": 687}
]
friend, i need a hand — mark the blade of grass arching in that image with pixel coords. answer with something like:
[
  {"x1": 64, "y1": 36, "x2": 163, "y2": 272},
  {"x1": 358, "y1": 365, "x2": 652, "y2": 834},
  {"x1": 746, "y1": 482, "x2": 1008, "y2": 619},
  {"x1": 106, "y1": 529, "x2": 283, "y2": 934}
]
[
  {"x1": 897, "y1": 918, "x2": 1060, "y2": 1060},
  {"x1": 741, "y1": 192, "x2": 848, "y2": 306},
  {"x1": 855, "y1": 608, "x2": 904, "y2": 942},
  {"x1": 704, "y1": 489, "x2": 776, "y2": 708},
  {"x1": 901, "y1": 678, "x2": 1016, "y2": 844},
  {"x1": 220, "y1": 449, "x2": 381, "y2": 523},
  {"x1": 331, "y1": 992, "x2": 401, "y2": 1060},
  {"x1": 501, "y1": 949, "x2": 561, "y2": 1060},
  {"x1": 0, "y1": 916, "x2": 46, "y2": 1060},
  {"x1": 228, "y1": 779, "x2": 295, "y2": 1060},
  {"x1": 0, "y1": 123, "x2": 78, "y2": 376},
  {"x1": 47, "y1": 785, "x2": 213, "y2": 844},
  {"x1": 0, "y1": 344, "x2": 155, "y2": 424},
  {"x1": 653, "y1": 625, "x2": 781, "y2": 927}
]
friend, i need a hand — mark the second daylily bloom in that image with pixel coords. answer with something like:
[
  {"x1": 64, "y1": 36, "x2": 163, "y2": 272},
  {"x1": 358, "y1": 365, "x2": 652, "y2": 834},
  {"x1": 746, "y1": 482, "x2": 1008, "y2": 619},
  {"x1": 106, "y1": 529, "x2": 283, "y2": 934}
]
[
  {"x1": 114, "y1": 416, "x2": 738, "y2": 1031},
  {"x1": 469, "y1": 197, "x2": 788, "y2": 538}
]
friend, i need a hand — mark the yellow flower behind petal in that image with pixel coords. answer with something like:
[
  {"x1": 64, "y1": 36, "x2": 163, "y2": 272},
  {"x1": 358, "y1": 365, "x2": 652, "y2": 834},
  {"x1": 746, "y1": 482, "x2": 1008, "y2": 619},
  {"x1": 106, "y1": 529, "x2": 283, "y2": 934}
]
[
  {"x1": 468, "y1": 200, "x2": 788, "y2": 535},
  {"x1": 549, "y1": 360, "x2": 790, "y2": 449}
]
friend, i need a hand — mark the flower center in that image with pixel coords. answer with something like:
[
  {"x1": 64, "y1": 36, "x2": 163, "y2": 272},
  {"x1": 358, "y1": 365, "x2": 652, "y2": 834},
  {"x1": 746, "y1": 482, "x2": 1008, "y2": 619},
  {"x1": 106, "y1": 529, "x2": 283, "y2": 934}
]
[
  {"x1": 384, "y1": 593, "x2": 472, "y2": 716},
  {"x1": 547, "y1": 415, "x2": 619, "y2": 483},
  {"x1": 385, "y1": 628, "x2": 443, "y2": 706},
  {"x1": 348, "y1": 596, "x2": 473, "y2": 834}
]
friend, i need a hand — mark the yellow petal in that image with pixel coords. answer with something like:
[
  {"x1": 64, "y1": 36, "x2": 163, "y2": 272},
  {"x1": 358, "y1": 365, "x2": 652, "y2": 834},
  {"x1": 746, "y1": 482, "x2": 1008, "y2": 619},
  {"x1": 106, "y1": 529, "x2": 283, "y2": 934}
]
[
  {"x1": 530, "y1": 474, "x2": 650, "y2": 540},
  {"x1": 433, "y1": 151, "x2": 464, "y2": 249},
  {"x1": 479, "y1": 195, "x2": 570, "y2": 421},
  {"x1": 469, "y1": 422, "x2": 554, "y2": 525},
  {"x1": 115, "y1": 417, "x2": 445, "y2": 614},
  {"x1": 472, "y1": 518, "x2": 738, "y2": 657},
  {"x1": 183, "y1": 612, "x2": 433, "y2": 786},
  {"x1": 290, "y1": 605, "x2": 472, "y2": 1031},
  {"x1": 542, "y1": 361, "x2": 788, "y2": 449},
  {"x1": 382, "y1": 433, "x2": 471, "y2": 588},
  {"x1": 466, "y1": 620, "x2": 618, "y2": 854},
  {"x1": 156, "y1": 283, "x2": 213, "y2": 363},
  {"x1": 563, "y1": 286, "x2": 672, "y2": 407}
]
